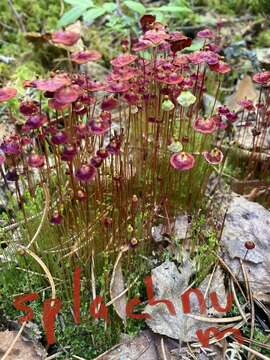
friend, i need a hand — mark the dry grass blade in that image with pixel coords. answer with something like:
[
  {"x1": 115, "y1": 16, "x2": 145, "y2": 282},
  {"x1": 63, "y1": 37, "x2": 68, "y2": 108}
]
[
  {"x1": 26, "y1": 183, "x2": 50, "y2": 249},
  {"x1": 92, "y1": 343, "x2": 123, "y2": 360},
  {"x1": 187, "y1": 343, "x2": 197, "y2": 360},
  {"x1": 91, "y1": 248, "x2": 96, "y2": 302},
  {"x1": 45, "y1": 352, "x2": 65, "y2": 359},
  {"x1": 241, "y1": 336, "x2": 270, "y2": 351},
  {"x1": 240, "y1": 344, "x2": 270, "y2": 360},
  {"x1": 230, "y1": 278, "x2": 248, "y2": 323},
  {"x1": 160, "y1": 338, "x2": 168, "y2": 360},
  {"x1": 187, "y1": 314, "x2": 243, "y2": 323},
  {"x1": 16, "y1": 266, "x2": 61, "y2": 281},
  {"x1": 240, "y1": 260, "x2": 255, "y2": 360},
  {"x1": 20, "y1": 246, "x2": 56, "y2": 300},
  {"x1": 106, "y1": 275, "x2": 139, "y2": 307},
  {"x1": 204, "y1": 264, "x2": 217, "y2": 300},
  {"x1": 11, "y1": 246, "x2": 58, "y2": 360},
  {"x1": 72, "y1": 355, "x2": 87, "y2": 360},
  {"x1": 254, "y1": 298, "x2": 270, "y2": 319},
  {"x1": 215, "y1": 253, "x2": 247, "y2": 301},
  {"x1": 191, "y1": 318, "x2": 250, "y2": 348}
]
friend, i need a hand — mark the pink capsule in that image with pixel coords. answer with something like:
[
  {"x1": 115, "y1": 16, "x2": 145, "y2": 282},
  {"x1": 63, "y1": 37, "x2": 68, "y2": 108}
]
[
  {"x1": 170, "y1": 152, "x2": 195, "y2": 171},
  {"x1": 193, "y1": 116, "x2": 217, "y2": 134},
  {"x1": 110, "y1": 53, "x2": 137, "y2": 68},
  {"x1": 51, "y1": 31, "x2": 80, "y2": 46},
  {"x1": 203, "y1": 148, "x2": 223, "y2": 164},
  {"x1": 0, "y1": 87, "x2": 17, "y2": 102},
  {"x1": 51, "y1": 131, "x2": 68, "y2": 145},
  {"x1": 50, "y1": 211, "x2": 63, "y2": 225},
  {"x1": 19, "y1": 100, "x2": 39, "y2": 116},
  {"x1": 27, "y1": 154, "x2": 45, "y2": 168},
  {"x1": 71, "y1": 50, "x2": 101, "y2": 64},
  {"x1": 75, "y1": 164, "x2": 97, "y2": 183}
]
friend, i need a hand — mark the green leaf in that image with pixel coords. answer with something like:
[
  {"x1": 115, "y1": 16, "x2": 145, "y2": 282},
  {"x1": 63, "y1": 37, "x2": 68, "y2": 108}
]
[
  {"x1": 155, "y1": 5, "x2": 192, "y2": 13},
  {"x1": 184, "y1": 40, "x2": 204, "y2": 52},
  {"x1": 173, "y1": 0, "x2": 189, "y2": 6},
  {"x1": 58, "y1": 6, "x2": 87, "y2": 27},
  {"x1": 124, "y1": 1, "x2": 146, "y2": 15},
  {"x1": 83, "y1": 7, "x2": 106, "y2": 22},
  {"x1": 103, "y1": 2, "x2": 117, "y2": 12},
  {"x1": 64, "y1": 0, "x2": 93, "y2": 6},
  {"x1": 155, "y1": 12, "x2": 165, "y2": 22}
]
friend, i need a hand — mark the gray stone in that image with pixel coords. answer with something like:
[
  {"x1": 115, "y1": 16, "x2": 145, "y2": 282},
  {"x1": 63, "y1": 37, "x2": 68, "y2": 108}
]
[
  {"x1": 221, "y1": 195, "x2": 270, "y2": 299},
  {"x1": 203, "y1": 93, "x2": 221, "y2": 116},
  {"x1": 151, "y1": 215, "x2": 190, "y2": 243},
  {"x1": 0, "y1": 185, "x2": 8, "y2": 210},
  {"x1": 145, "y1": 261, "x2": 227, "y2": 341},
  {"x1": 0, "y1": 329, "x2": 46, "y2": 360},
  {"x1": 256, "y1": 48, "x2": 270, "y2": 68},
  {"x1": 236, "y1": 125, "x2": 270, "y2": 150}
]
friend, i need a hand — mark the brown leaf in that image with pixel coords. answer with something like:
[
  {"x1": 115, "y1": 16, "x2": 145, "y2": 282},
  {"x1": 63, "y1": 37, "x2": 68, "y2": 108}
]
[
  {"x1": 25, "y1": 32, "x2": 52, "y2": 43},
  {"x1": 109, "y1": 249, "x2": 127, "y2": 323},
  {"x1": 226, "y1": 75, "x2": 259, "y2": 113}
]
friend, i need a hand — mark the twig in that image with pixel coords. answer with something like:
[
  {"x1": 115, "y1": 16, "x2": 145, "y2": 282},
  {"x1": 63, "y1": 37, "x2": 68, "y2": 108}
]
[
  {"x1": 0, "y1": 20, "x2": 13, "y2": 30},
  {"x1": 7, "y1": 0, "x2": 26, "y2": 32}
]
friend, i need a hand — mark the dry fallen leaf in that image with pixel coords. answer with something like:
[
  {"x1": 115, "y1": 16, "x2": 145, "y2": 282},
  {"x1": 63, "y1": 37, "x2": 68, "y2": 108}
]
[
  {"x1": 24, "y1": 32, "x2": 52, "y2": 43},
  {"x1": 109, "y1": 249, "x2": 127, "y2": 323},
  {"x1": 226, "y1": 75, "x2": 259, "y2": 113}
]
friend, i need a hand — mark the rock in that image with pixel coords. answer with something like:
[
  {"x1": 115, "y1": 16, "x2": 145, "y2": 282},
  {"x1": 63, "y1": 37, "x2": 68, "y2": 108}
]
[
  {"x1": 202, "y1": 93, "x2": 221, "y2": 116},
  {"x1": 0, "y1": 121, "x2": 16, "y2": 141},
  {"x1": 0, "y1": 55, "x2": 15, "y2": 64},
  {"x1": 0, "y1": 329, "x2": 46, "y2": 359},
  {"x1": 82, "y1": 62, "x2": 109, "y2": 80},
  {"x1": 225, "y1": 75, "x2": 258, "y2": 113},
  {"x1": 144, "y1": 261, "x2": 228, "y2": 341},
  {"x1": 256, "y1": 48, "x2": 270, "y2": 69},
  {"x1": 0, "y1": 184, "x2": 8, "y2": 210},
  {"x1": 221, "y1": 194, "x2": 270, "y2": 300},
  {"x1": 236, "y1": 124, "x2": 270, "y2": 150},
  {"x1": 151, "y1": 215, "x2": 190, "y2": 243}
]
